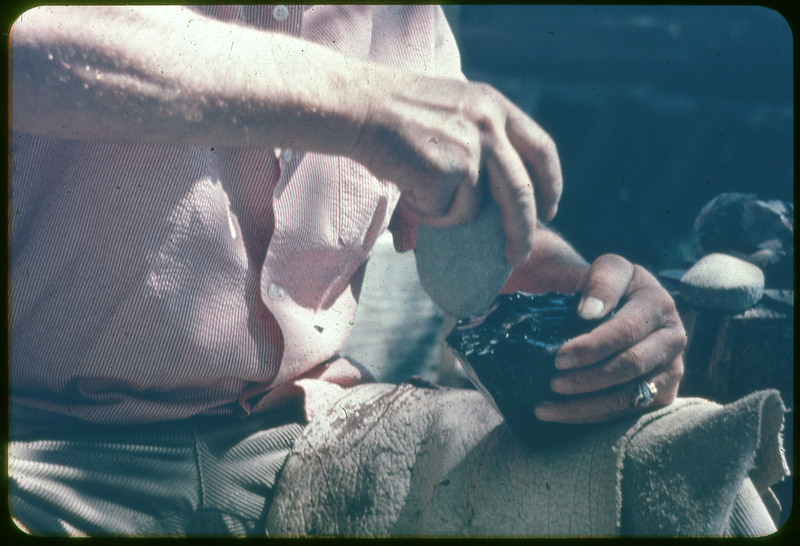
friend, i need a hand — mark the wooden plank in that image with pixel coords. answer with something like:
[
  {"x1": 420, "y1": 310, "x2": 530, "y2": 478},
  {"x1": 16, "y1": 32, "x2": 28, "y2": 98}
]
[{"x1": 679, "y1": 301, "x2": 793, "y2": 406}]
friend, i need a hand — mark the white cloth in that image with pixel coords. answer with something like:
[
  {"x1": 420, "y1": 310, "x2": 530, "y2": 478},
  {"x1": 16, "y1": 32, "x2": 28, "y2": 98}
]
[{"x1": 268, "y1": 383, "x2": 788, "y2": 536}]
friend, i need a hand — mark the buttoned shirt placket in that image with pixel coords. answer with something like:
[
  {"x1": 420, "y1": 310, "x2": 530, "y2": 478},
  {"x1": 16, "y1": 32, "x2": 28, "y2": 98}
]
[{"x1": 264, "y1": 5, "x2": 304, "y2": 304}]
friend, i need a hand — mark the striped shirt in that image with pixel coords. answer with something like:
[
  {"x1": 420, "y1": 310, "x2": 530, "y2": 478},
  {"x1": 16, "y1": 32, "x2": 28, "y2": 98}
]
[{"x1": 10, "y1": 5, "x2": 463, "y2": 426}]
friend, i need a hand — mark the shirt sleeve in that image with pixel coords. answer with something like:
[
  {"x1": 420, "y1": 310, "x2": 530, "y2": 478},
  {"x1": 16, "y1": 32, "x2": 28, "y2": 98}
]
[{"x1": 432, "y1": 6, "x2": 467, "y2": 82}]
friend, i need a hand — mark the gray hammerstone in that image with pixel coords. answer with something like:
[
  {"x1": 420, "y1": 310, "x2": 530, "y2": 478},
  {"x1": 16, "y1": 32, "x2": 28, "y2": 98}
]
[{"x1": 414, "y1": 199, "x2": 512, "y2": 318}]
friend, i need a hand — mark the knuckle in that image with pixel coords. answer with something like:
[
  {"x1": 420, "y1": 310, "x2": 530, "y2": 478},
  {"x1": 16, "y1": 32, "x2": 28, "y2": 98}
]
[
  {"x1": 476, "y1": 82, "x2": 505, "y2": 105},
  {"x1": 655, "y1": 286, "x2": 678, "y2": 317},
  {"x1": 473, "y1": 97, "x2": 507, "y2": 138},
  {"x1": 668, "y1": 356, "x2": 685, "y2": 381},
  {"x1": 597, "y1": 253, "x2": 631, "y2": 274},
  {"x1": 537, "y1": 132, "x2": 559, "y2": 159},
  {"x1": 631, "y1": 263, "x2": 651, "y2": 276},
  {"x1": 657, "y1": 325, "x2": 684, "y2": 358},
  {"x1": 477, "y1": 112, "x2": 502, "y2": 138},
  {"x1": 617, "y1": 348, "x2": 647, "y2": 378},
  {"x1": 613, "y1": 316, "x2": 640, "y2": 349},
  {"x1": 507, "y1": 175, "x2": 535, "y2": 203},
  {"x1": 596, "y1": 252, "x2": 617, "y2": 264},
  {"x1": 657, "y1": 302, "x2": 688, "y2": 354},
  {"x1": 611, "y1": 388, "x2": 631, "y2": 411},
  {"x1": 464, "y1": 83, "x2": 499, "y2": 112},
  {"x1": 670, "y1": 323, "x2": 689, "y2": 353}
]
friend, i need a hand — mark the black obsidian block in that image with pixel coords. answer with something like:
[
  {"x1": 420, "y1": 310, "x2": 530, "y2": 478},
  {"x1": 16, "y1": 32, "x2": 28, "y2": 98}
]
[{"x1": 445, "y1": 292, "x2": 611, "y2": 445}]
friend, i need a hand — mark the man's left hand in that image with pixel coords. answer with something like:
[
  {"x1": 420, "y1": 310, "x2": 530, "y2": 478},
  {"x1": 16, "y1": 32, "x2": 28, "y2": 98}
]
[{"x1": 534, "y1": 254, "x2": 686, "y2": 423}]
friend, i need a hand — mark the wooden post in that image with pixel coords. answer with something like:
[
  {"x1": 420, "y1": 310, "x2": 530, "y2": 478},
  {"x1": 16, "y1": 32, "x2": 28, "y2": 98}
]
[{"x1": 679, "y1": 299, "x2": 793, "y2": 407}]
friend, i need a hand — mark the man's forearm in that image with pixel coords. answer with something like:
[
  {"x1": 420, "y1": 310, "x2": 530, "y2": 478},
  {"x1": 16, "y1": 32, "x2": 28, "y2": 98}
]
[
  {"x1": 11, "y1": 5, "x2": 563, "y2": 249},
  {"x1": 10, "y1": 6, "x2": 372, "y2": 153},
  {"x1": 502, "y1": 224, "x2": 590, "y2": 295}
]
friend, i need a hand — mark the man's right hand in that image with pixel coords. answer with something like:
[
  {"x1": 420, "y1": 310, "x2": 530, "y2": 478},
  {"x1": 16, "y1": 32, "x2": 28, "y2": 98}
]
[
  {"x1": 353, "y1": 74, "x2": 563, "y2": 267},
  {"x1": 12, "y1": 5, "x2": 562, "y2": 268}
]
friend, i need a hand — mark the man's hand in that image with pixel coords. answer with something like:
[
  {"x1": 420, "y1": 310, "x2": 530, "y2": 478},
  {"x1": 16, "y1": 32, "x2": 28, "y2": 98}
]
[
  {"x1": 354, "y1": 76, "x2": 563, "y2": 267},
  {"x1": 534, "y1": 254, "x2": 686, "y2": 423},
  {"x1": 13, "y1": 6, "x2": 560, "y2": 268}
]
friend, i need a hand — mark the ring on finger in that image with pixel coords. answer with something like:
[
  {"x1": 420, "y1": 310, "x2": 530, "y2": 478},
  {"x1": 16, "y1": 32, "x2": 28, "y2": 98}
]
[{"x1": 631, "y1": 380, "x2": 657, "y2": 409}]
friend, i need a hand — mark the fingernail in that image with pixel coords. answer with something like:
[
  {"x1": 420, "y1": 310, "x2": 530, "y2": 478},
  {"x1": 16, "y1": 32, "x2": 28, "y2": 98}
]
[
  {"x1": 578, "y1": 296, "x2": 605, "y2": 320},
  {"x1": 534, "y1": 402, "x2": 555, "y2": 421}
]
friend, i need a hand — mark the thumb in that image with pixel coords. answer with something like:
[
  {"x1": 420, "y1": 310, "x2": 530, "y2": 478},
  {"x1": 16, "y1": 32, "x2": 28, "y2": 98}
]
[{"x1": 576, "y1": 254, "x2": 634, "y2": 320}]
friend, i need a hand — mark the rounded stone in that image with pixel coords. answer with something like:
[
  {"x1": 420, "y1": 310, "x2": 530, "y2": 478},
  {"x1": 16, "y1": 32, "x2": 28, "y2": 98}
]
[
  {"x1": 414, "y1": 200, "x2": 512, "y2": 318},
  {"x1": 679, "y1": 253, "x2": 765, "y2": 312}
]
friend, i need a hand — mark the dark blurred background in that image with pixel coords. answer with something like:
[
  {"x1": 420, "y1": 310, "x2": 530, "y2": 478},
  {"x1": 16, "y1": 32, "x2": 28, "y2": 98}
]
[{"x1": 444, "y1": 5, "x2": 793, "y2": 269}]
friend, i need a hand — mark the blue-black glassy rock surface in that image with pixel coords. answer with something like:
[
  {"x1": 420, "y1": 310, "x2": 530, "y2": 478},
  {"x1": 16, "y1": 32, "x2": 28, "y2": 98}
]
[{"x1": 446, "y1": 292, "x2": 611, "y2": 445}]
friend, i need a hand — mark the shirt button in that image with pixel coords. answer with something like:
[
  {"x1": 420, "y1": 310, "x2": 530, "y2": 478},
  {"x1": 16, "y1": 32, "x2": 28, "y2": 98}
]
[
  {"x1": 272, "y1": 5, "x2": 289, "y2": 22},
  {"x1": 283, "y1": 148, "x2": 293, "y2": 163}
]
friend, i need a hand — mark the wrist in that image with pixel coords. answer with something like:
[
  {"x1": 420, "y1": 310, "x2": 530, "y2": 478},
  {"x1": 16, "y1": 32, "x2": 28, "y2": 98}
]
[
  {"x1": 346, "y1": 69, "x2": 473, "y2": 194},
  {"x1": 343, "y1": 62, "x2": 388, "y2": 167},
  {"x1": 503, "y1": 224, "x2": 589, "y2": 294}
]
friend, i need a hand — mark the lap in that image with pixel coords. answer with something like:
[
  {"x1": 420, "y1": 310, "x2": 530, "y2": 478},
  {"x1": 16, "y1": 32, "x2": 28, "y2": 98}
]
[
  {"x1": 269, "y1": 382, "x2": 785, "y2": 537},
  {"x1": 10, "y1": 384, "x2": 784, "y2": 537},
  {"x1": 268, "y1": 381, "x2": 624, "y2": 535}
]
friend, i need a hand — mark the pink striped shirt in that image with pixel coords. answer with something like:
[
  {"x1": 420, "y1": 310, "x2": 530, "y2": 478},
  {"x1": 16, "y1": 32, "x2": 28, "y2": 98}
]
[{"x1": 10, "y1": 5, "x2": 463, "y2": 426}]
